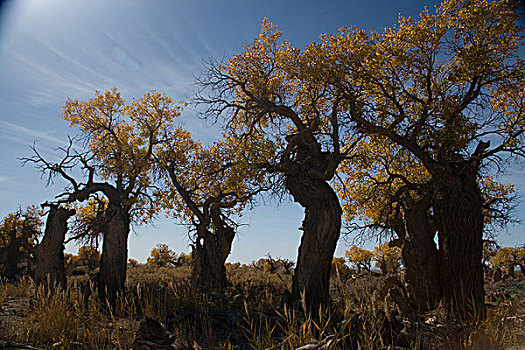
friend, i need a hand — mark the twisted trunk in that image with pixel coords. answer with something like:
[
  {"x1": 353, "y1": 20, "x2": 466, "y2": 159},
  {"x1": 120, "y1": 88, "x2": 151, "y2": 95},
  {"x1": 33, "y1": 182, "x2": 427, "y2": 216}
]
[
  {"x1": 98, "y1": 204, "x2": 130, "y2": 306},
  {"x1": 191, "y1": 214, "x2": 235, "y2": 294},
  {"x1": 401, "y1": 199, "x2": 441, "y2": 311},
  {"x1": 34, "y1": 205, "x2": 75, "y2": 289},
  {"x1": 433, "y1": 164, "x2": 485, "y2": 320},
  {"x1": 287, "y1": 172, "x2": 342, "y2": 312}
]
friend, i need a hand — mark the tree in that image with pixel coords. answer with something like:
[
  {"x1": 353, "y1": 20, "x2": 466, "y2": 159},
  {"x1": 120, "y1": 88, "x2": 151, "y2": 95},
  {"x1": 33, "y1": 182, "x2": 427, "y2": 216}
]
[
  {"x1": 177, "y1": 252, "x2": 192, "y2": 266},
  {"x1": 147, "y1": 243, "x2": 177, "y2": 267},
  {"x1": 332, "y1": 257, "x2": 350, "y2": 276},
  {"x1": 0, "y1": 206, "x2": 43, "y2": 279},
  {"x1": 197, "y1": 19, "x2": 361, "y2": 311},
  {"x1": 482, "y1": 240, "x2": 498, "y2": 270},
  {"x1": 339, "y1": 134, "x2": 516, "y2": 311},
  {"x1": 345, "y1": 246, "x2": 374, "y2": 274},
  {"x1": 157, "y1": 131, "x2": 268, "y2": 294},
  {"x1": 68, "y1": 195, "x2": 108, "y2": 249},
  {"x1": 23, "y1": 89, "x2": 183, "y2": 305},
  {"x1": 76, "y1": 245, "x2": 101, "y2": 271},
  {"x1": 252, "y1": 254, "x2": 295, "y2": 274},
  {"x1": 490, "y1": 246, "x2": 525, "y2": 277},
  {"x1": 128, "y1": 258, "x2": 140, "y2": 268},
  {"x1": 308, "y1": 0, "x2": 524, "y2": 319},
  {"x1": 337, "y1": 134, "x2": 442, "y2": 310},
  {"x1": 34, "y1": 203, "x2": 76, "y2": 289},
  {"x1": 373, "y1": 242, "x2": 401, "y2": 275}
]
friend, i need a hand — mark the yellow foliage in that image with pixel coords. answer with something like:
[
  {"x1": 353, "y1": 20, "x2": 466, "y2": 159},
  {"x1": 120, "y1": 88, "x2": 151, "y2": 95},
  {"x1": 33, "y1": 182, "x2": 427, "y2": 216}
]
[
  {"x1": 0, "y1": 206, "x2": 43, "y2": 249},
  {"x1": 157, "y1": 128, "x2": 270, "y2": 225},
  {"x1": 215, "y1": 1, "x2": 524, "y2": 242},
  {"x1": 372, "y1": 242, "x2": 402, "y2": 274},
  {"x1": 61, "y1": 89, "x2": 187, "y2": 223},
  {"x1": 345, "y1": 245, "x2": 374, "y2": 273},
  {"x1": 490, "y1": 246, "x2": 525, "y2": 272},
  {"x1": 147, "y1": 243, "x2": 177, "y2": 267},
  {"x1": 75, "y1": 245, "x2": 101, "y2": 270}
]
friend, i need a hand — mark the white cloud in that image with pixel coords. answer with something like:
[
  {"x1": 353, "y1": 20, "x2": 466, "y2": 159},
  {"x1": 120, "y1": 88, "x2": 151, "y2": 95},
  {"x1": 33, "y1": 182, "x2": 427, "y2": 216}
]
[{"x1": 0, "y1": 121, "x2": 65, "y2": 145}]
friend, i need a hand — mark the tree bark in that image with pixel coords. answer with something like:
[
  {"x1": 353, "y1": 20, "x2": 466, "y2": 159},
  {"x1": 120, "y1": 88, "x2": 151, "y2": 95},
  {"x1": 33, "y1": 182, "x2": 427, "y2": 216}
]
[
  {"x1": 287, "y1": 172, "x2": 342, "y2": 312},
  {"x1": 400, "y1": 198, "x2": 441, "y2": 311},
  {"x1": 34, "y1": 205, "x2": 75, "y2": 289},
  {"x1": 98, "y1": 203, "x2": 130, "y2": 306},
  {"x1": 3, "y1": 237, "x2": 22, "y2": 280},
  {"x1": 433, "y1": 164, "x2": 485, "y2": 320},
  {"x1": 191, "y1": 208, "x2": 235, "y2": 294}
]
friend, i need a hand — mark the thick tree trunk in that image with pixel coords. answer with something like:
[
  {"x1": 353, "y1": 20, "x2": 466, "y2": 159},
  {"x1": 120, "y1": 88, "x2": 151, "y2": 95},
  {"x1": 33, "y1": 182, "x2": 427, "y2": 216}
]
[
  {"x1": 98, "y1": 204, "x2": 130, "y2": 306},
  {"x1": 34, "y1": 205, "x2": 75, "y2": 289},
  {"x1": 401, "y1": 199, "x2": 441, "y2": 311},
  {"x1": 287, "y1": 173, "x2": 342, "y2": 312},
  {"x1": 433, "y1": 165, "x2": 485, "y2": 320},
  {"x1": 191, "y1": 209, "x2": 235, "y2": 294},
  {"x1": 3, "y1": 238, "x2": 21, "y2": 280}
]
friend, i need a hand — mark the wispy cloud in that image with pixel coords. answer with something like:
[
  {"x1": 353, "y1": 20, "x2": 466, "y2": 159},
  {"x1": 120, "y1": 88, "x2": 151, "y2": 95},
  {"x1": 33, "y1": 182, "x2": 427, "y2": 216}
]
[{"x1": 0, "y1": 121, "x2": 65, "y2": 145}]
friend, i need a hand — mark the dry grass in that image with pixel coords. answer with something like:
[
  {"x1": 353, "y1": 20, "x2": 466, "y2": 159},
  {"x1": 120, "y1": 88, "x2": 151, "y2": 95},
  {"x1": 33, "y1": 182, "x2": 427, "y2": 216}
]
[
  {"x1": 0, "y1": 277, "x2": 138, "y2": 349},
  {"x1": 0, "y1": 266, "x2": 524, "y2": 349}
]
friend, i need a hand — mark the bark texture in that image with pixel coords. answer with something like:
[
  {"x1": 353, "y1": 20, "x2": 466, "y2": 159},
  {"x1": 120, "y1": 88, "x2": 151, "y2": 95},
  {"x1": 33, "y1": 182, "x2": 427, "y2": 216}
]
[
  {"x1": 98, "y1": 204, "x2": 130, "y2": 306},
  {"x1": 287, "y1": 172, "x2": 342, "y2": 312},
  {"x1": 191, "y1": 210, "x2": 235, "y2": 294},
  {"x1": 34, "y1": 205, "x2": 75, "y2": 289},
  {"x1": 401, "y1": 198, "x2": 441, "y2": 311},
  {"x1": 433, "y1": 164, "x2": 485, "y2": 319}
]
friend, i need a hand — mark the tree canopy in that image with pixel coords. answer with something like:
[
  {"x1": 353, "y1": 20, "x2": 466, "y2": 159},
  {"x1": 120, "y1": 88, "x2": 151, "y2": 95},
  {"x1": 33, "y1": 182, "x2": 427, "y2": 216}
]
[{"x1": 196, "y1": 0, "x2": 524, "y2": 317}]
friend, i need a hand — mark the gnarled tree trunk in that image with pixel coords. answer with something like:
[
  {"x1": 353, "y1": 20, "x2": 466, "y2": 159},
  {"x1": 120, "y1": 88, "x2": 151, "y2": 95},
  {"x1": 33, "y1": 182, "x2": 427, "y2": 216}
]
[
  {"x1": 34, "y1": 205, "x2": 75, "y2": 289},
  {"x1": 191, "y1": 214, "x2": 235, "y2": 294},
  {"x1": 98, "y1": 204, "x2": 130, "y2": 306},
  {"x1": 400, "y1": 198, "x2": 441, "y2": 312},
  {"x1": 433, "y1": 164, "x2": 485, "y2": 320},
  {"x1": 287, "y1": 172, "x2": 342, "y2": 312}
]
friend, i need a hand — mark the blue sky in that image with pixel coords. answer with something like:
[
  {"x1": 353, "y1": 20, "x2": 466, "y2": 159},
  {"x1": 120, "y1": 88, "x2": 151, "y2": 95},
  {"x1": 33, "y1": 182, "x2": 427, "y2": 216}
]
[{"x1": 0, "y1": 0, "x2": 523, "y2": 263}]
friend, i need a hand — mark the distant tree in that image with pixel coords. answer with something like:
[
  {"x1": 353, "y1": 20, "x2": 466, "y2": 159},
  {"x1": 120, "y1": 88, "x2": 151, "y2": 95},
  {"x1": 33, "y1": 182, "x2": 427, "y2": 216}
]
[
  {"x1": 177, "y1": 252, "x2": 192, "y2": 266},
  {"x1": 0, "y1": 206, "x2": 43, "y2": 279},
  {"x1": 22, "y1": 89, "x2": 183, "y2": 305},
  {"x1": 156, "y1": 131, "x2": 268, "y2": 294},
  {"x1": 519, "y1": 246, "x2": 525, "y2": 278},
  {"x1": 68, "y1": 196, "x2": 108, "y2": 248},
  {"x1": 490, "y1": 246, "x2": 525, "y2": 277},
  {"x1": 251, "y1": 258, "x2": 271, "y2": 272},
  {"x1": 373, "y1": 242, "x2": 401, "y2": 275},
  {"x1": 147, "y1": 243, "x2": 177, "y2": 267},
  {"x1": 345, "y1": 246, "x2": 374, "y2": 274},
  {"x1": 252, "y1": 254, "x2": 295, "y2": 274},
  {"x1": 128, "y1": 258, "x2": 140, "y2": 268},
  {"x1": 331, "y1": 257, "x2": 350, "y2": 276},
  {"x1": 76, "y1": 245, "x2": 101, "y2": 271},
  {"x1": 33, "y1": 203, "x2": 76, "y2": 289},
  {"x1": 482, "y1": 240, "x2": 499, "y2": 271}
]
